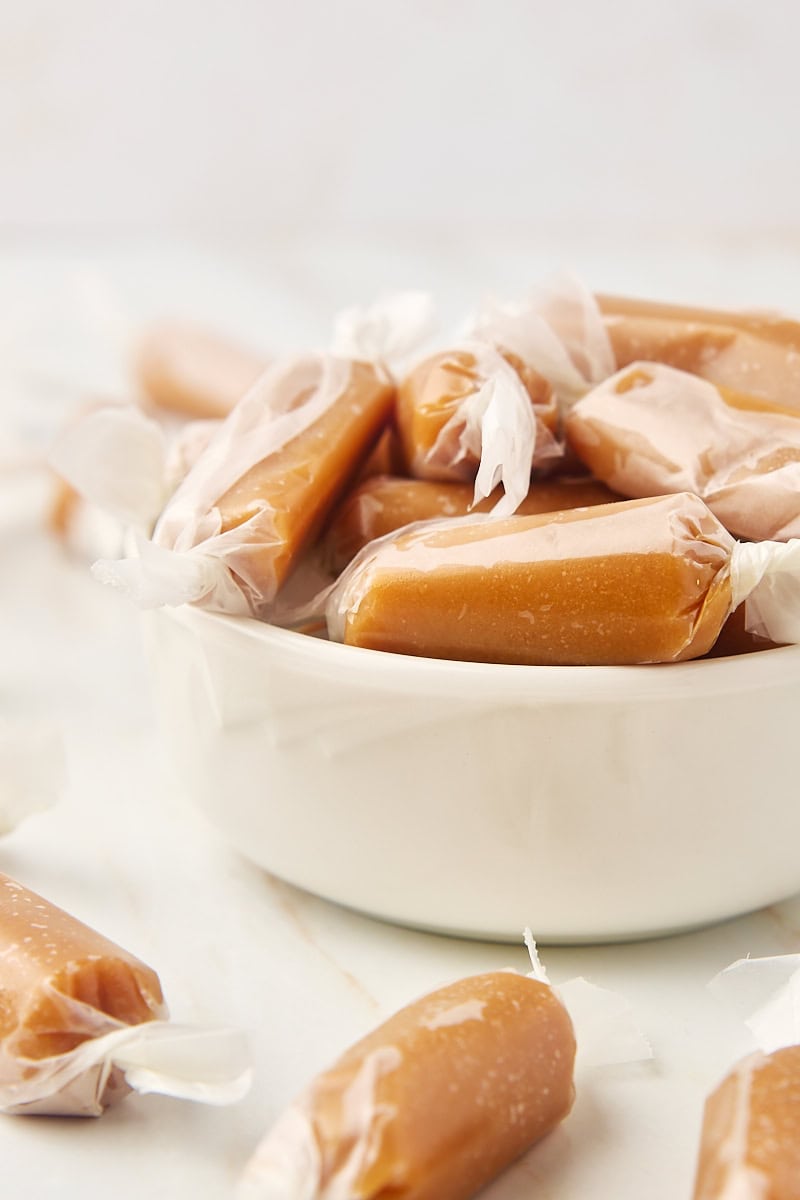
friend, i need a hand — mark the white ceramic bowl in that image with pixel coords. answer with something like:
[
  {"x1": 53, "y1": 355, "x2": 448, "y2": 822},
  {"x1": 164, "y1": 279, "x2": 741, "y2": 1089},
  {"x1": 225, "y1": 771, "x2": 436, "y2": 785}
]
[{"x1": 143, "y1": 605, "x2": 800, "y2": 943}]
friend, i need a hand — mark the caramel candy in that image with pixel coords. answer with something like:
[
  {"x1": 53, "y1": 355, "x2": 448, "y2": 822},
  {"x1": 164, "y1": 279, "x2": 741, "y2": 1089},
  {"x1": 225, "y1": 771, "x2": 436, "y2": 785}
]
[
  {"x1": 324, "y1": 474, "x2": 620, "y2": 573},
  {"x1": 135, "y1": 320, "x2": 268, "y2": 419},
  {"x1": 328, "y1": 493, "x2": 735, "y2": 665},
  {"x1": 566, "y1": 363, "x2": 800, "y2": 542},
  {"x1": 396, "y1": 345, "x2": 560, "y2": 483},
  {"x1": 153, "y1": 356, "x2": 395, "y2": 611},
  {"x1": 598, "y1": 294, "x2": 800, "y2": 409},
  {"x1": 0, "y1": 873, "x2": 164, "y2": 1063},
  {"x1": 693, "y1": 1045, "x2": 800, "y2": 1199},
  {"x1": 240, "y1": 971, "x2": 575, "y2": 1200}
]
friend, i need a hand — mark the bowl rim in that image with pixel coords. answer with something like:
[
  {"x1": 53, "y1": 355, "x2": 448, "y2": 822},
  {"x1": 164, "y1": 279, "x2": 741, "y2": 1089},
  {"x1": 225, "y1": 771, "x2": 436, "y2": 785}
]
[{"x1": 153, "y1": 604, "x2": 800, "y2": 704}]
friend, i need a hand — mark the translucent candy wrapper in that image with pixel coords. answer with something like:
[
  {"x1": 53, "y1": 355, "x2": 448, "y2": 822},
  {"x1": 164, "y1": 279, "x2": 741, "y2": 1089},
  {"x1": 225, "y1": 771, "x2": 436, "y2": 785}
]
[
  {"x1": 326, "y1": 491, "x2": 800, "y2": 665},
  {"x1": 396, "y1": 275, "x2": 614, "y2": 514},
  {"x1": 0, "y1": 721, "x2": 64, "y2": 835},
  {"x1": 692, "y1": 956, "x2": 800, "y2": 1199},
  {"x1": 397, "y1": 343, "x2": 560, "y2": 517},
  {"x1": 238, "y1": 968, "x2": 577, "y2": 1200},
  {"x1": 91, "y1": 355, "x2": 394, "y2": 616},
  {"x1": 0, "y1": 873, "x2": 251, "y2": 1117},
  {"x1": 48, "y1": 403, "x2": 221, "y2": 562},
  {"x1": 566, "y1": 362, "x2": 800, "y2": 542},
  {"x1": 50, "y1": 404, "x2": 171, "y2": 532},
  {"x1": 598, "y1": 293, "x2": 800, "y2": 410},
  {"x1": 329, "y1": 291, "x2": 437, "y2": 366},
  {"x1": 238, "y1": 941, "x2": 651, "y2": 1200},
  {"x1": 470, "y1": 272, "x2": 616, "y2": 410},
  {"x1": 324, "y1": 474, "x2": 619, "y2": 573}
]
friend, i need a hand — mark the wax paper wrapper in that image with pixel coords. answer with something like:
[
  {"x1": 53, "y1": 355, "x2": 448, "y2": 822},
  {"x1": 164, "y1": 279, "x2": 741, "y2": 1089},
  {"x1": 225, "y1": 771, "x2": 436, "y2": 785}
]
[
  {"x1": 0, "y1": 1018, "x2": 251, "y2": 1117},
  {"x1": 402, "y1": 274, "x2": 614, "y2": 514},
  {"x1": 691, "y1": 954, "x2": 800, "y2": 1200},
  {"x1": 325, "y1": 494, "x2": 800, "y2": 660},
  {"x1": 0, "y1": 721, "x2": 64, "y2": 835},
  {"x1": 708, "y1": 954, "x2": 800, "y2": 1054},
  {"x1": 566, "y1": 361, "x2": 800, "y2": 542},
  {"x1": 76, "y1": 294, "x2": 433, "y2": 617},
  {"x1": 238, "y1": 938, "x2": 650, "y2": 1199},
  {"x1": 470, "y1": 271, "x2": 616, "y2": 410},
  {"x1": 425, "y1": 341, "x2": 559, "y2": 516}
]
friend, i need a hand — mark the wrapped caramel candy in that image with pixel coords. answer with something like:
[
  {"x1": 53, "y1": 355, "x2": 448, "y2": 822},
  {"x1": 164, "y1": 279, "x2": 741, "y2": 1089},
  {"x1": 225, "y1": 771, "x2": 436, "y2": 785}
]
[
  {"x1": 599, "y1": 293, "x2": 800, "y2": 409},
  {"x1": 566, "y1": 362, "x2": 800, "y2": 542},
  {"x1": 693, "y1": 1046, "x2": 800, "y2": 1199},
  {"x1": 324, "y1": 473, "x2": 620, "y2": 574},
  {"x1": 94, "y1": 355, "x2": 395, "y2": 616},
  {"x1": 327, "y1": 492, "x2": 800, "y2": 665},
  {"x1": 135, "y1": 320, "x2": 267, "y2": 419},
  {"x1": 396, "y1": 277, "x2": 615, "y2": 515},
  {"x1": 0, "y1": 873, "x2": 250, "y2": 1116},
  {"x1": 239, "y1": 970, "x2": 575, "y2": 1200},
  {"x1": 397, "y1": 343, "x2": 560, "y2": 485}
]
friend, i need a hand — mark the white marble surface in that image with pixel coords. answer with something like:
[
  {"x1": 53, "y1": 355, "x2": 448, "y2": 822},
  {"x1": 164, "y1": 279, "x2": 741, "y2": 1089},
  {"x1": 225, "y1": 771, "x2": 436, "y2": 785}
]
[{"x1": 2, "y1": 238, "x2": 800, "y2": 1198}]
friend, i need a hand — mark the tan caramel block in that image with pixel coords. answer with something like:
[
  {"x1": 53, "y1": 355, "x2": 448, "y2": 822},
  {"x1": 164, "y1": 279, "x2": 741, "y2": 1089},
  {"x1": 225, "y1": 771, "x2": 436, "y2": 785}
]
[
  {"x1": 332, "y1": 493, "x2": 734, "y2": 665},
  {"x1": 0, "y1": 873, "x2": 165, "y2": 1061},
  {"x1": 565, "y1": 363, "x2": 800, "y2": 542},
  {"x1": 217, "y1": 361, "x2": 395, "y2": 595},
  {"x1": 324, "y1": 474, "x2": 620, "y2": 573},
  {"x1": 693, "y1": 1045, "x2": 800, "y2": 1200},
  {"x1": 598, "y1": 294, "x2": 800, "y2": 409},
  {"x1": 252, "y1": 972, "x2": 574, "y2": 1200},
  {"x1": 396, "y1": 348, "x2": 558, "y2": 482},
  {"x1": 135, "y1": 321, "x2": 267, "y2": 420}
]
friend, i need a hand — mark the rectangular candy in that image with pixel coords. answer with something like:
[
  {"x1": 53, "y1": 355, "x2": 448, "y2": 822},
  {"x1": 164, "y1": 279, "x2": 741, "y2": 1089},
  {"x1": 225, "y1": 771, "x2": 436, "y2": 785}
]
[
  {"x1": 693, "y1": 1045, "x2": 800, "y2": 1199},
  {"x1": 598, "y1": 293, "x2": 800, "y2": 409},
  {"x1": 324, "y1": 474, "x2": 620, "y2": 573},
  {"x1": 0, "y1": 873, "x2": 250, "y2": 1117},
  {"x1": 151, "y1": 356, "x2": 395, "y2": 613},
  {"x1": 566, "y1": 362, "x2": 800, "y2": 542},
  {"x1": 240, "y1": 970, "x2": 575, "y2": 1200},
  {"x1": 327, "y1": 492, "x2": 735, "y2": 665}
]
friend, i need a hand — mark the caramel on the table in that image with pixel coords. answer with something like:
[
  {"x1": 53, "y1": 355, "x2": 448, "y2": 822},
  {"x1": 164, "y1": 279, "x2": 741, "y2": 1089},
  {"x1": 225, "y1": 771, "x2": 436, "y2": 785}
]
[
  {"x1": 329, "y1": 493, "x2": 734, "y2": 665},
  {"x1": 242, "y1": 971, "x2": 575, "y2": 1200},
  {"x1": 396, "y1": 347, "x2": 559, "y2": 482},
  {"x1": 135, "y1": 320, "x2": 268, "y2": 420},
  {"x1": 693, "y1": 1045, "x2": 800, "y2": 1200},
  {"x1": 598, "y1": 294, "x2": 800, "y2": 409},
  {"x1": 0, "y1": 873, "x2": 165, "y2": 1062},
  {"x1": 565, "y1": 363, "x2": 800, "y2": 542},
  {"x1": 211, "y1": 360, "x2": 395, "y2": 599},
  {"x1": 324, "y1": 474, "x2": 620, "y2": 573}
]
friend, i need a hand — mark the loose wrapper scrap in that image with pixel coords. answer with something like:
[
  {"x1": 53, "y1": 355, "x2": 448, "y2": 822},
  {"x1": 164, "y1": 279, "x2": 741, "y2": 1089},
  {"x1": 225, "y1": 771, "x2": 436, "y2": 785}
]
[
  {"x1": 238, "y1": 939, "x2": 651, "y2": 1199},
  {"x1": 708, "y1": 954, "x2": 800, "y2": 1055}
]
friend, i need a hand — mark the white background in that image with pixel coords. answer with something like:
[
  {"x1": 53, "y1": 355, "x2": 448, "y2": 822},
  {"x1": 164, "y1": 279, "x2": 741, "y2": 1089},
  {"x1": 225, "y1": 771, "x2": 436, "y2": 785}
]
[{"x1": 2, "y1": 0, "x2": 799, "y2": 245}]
